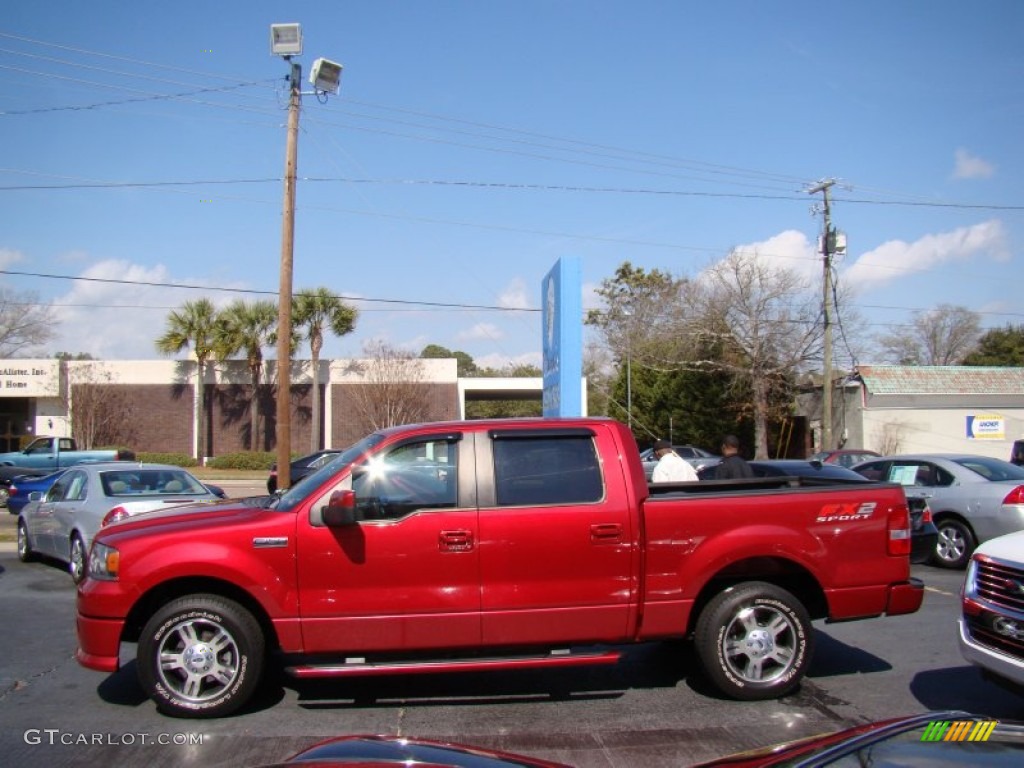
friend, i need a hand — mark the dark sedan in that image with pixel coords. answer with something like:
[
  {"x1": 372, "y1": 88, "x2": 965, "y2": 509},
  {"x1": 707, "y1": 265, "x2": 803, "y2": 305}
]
[
  {"x1": 267, "y1": 449, "x2": 343, "y2": 493},
  {"x1": 698, "y1": 459, "x2": 938, "y2": 564}
]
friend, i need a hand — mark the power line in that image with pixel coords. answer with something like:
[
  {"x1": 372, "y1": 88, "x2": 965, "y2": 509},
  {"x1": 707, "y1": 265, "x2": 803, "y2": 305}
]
[{"x1": 0, "y1": 269, "x2": 541, "y2": 312}]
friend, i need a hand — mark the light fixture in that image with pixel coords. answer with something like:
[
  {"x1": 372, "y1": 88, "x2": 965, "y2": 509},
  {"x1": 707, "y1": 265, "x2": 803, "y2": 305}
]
[
  {"x1": 309, "y1": 58, "x2": 343, "y2": 94},
  {"x1": 270, "y1": 23, "x2": 303, "y2": 56}
]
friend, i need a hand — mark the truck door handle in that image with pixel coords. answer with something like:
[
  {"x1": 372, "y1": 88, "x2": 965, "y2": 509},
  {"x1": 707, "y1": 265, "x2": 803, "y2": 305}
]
[
  {"x1": 590, "y1": 523, "x2": 623, "y2": 542},
  {"x1": 439, "y1": 529, "x2": 473, "y2": 552}
]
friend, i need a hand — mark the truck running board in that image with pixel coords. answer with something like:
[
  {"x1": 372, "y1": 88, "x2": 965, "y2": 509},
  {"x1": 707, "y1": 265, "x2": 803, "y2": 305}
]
[{"x1": 287, "y1": 648, "x2": 622, "y2": 679}]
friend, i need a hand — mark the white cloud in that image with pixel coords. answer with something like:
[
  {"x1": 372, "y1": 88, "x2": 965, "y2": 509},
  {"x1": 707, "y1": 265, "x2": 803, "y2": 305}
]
[
  {"x1": 47, "y1": 259, "x2": 246, "y2": 360},
  {"x1": 842, "y1": 219, "x2": 1008, "y2": 290},
  {"x1": 706, "y1": 230, "x2": 820, "y2": 281},
  {"x1": 457, "y1": 322, "x2": 503, "y2": 342},
  {"x1": 474, "y1": 350, "x2": 542, "y2": 371},
  {"x1": 498, "y1": 278, "x2": 532, "y2": 309},
  {"x1": 952, "y1": 148, "x2": 995, "y2": 180},
  {"x1": 0, "y1": 248, "x2": 24, "y2": 269}
]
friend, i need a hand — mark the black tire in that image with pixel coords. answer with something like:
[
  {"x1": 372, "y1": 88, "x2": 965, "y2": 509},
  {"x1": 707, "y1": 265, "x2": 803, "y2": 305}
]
[
  {"x1": 694, "y1": 581, "x2": 813, "y2": 701},
  {"x1": 138, "y1": 595, "x2": 265, "y2": 718},
  {"x1": 69, "y1": 533, "x2": 87, "y2": 584},
  {"x1": 932, "y1": 517, "x2": 975, "y2": 569},
  {"x1": 16, "y1": 519, "x2": 35, "y2": 562}
]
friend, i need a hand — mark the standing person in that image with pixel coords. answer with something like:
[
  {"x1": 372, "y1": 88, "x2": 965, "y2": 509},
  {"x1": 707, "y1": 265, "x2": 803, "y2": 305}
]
[
  {"x1": 651, "y1": 439, "x2": 699, "y2": 483},
  {"x1": 713, "y1": 434, "x2": 754, "y2": 479}
]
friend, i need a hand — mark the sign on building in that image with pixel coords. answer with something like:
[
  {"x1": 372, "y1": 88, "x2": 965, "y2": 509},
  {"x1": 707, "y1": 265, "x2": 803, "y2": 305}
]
[{"x1": 966, "y1": 414, "x2": 1005, "y2": 440}]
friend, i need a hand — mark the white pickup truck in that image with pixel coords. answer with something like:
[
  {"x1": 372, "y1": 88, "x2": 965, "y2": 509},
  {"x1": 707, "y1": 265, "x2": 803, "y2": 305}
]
[{"x1": 959, "y1": 530, "x2": 1024, "y2": 691}]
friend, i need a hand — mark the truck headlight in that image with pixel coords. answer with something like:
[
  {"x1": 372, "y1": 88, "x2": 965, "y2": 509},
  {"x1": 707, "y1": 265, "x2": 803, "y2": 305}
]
[{"x1": 88, "y1": 542, "x2": 120, "y2": 581}]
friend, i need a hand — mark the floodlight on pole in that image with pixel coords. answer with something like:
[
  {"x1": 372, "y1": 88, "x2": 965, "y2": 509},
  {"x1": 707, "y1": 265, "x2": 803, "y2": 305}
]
[
  {"x1": 270, "y1": 24, "x2": 303, "y2": 57},
  {"x1": 310, "y1": 58, "x2": 343, "y2": 95}
]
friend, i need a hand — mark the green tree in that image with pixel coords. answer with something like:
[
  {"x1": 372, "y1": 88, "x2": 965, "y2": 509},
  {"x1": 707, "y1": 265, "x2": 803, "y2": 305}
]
[
  {"x1": 420, "y1": 344, "x2": 479, "y2": 377},
  {"x1": 294, "y1": 287, "x2": 358, "y2": 452},
  {"x1": 155, "y1": 298, "x2": 217, "y2": 460},
  {"x1": 962, "y1": 324, "x2": 1024, "y2": 366},
  {"x1": 214, "y1": 299, "x2": 278, "y2": 450}
]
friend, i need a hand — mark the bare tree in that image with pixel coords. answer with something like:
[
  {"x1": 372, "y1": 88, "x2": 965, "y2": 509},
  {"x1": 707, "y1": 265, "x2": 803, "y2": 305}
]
[
  {"x1": 346, "y1": 342, "x2": 433, "y2": 433},
  {"x1": 0, "y1": 288, "x2": 56, "y2": 357},
  {"x1": 877, "y1": 304, "x2": 981, "y2": 365},
  {"x1": 876, "y1": 421, "x2": 906, "y2": 455},
  {"x1": 64, "y1": 363, "x2": 137, "y2": 449},
  {"x1": 695, "y1": 250, "x2": 822, "y2": 458}
]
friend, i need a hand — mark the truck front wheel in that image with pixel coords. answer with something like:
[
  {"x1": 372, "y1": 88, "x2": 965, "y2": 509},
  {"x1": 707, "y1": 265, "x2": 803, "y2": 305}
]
[
  {"x1": 138, "y1": 595, "x2": 265, "y2": 718},
  {"x1": 694, "y1": 581, "x2": 813, "y2": 701}
]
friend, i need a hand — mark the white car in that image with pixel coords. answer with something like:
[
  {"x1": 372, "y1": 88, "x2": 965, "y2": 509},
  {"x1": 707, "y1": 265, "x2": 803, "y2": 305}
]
[
  {"x1": 16, "y1": 462, "x2": 225, "y2": 582},
  {"x1": 959, "y1": 529, "x2": 1024, "y2": 691}
]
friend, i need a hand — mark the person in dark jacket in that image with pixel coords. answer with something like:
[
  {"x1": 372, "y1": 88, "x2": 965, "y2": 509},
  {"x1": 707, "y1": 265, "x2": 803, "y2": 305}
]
[{"x1": 713, "y1": 434, "x2": 754, "y2": 479}]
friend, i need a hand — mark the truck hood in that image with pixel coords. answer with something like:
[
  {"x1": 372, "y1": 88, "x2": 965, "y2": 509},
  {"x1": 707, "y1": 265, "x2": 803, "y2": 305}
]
[
  {"x1": 101, "y1": 496, "x2": 274, "y2": 536},
  {"x1": 974, "y1": 530, "x2": 1024, "y2": 561}
]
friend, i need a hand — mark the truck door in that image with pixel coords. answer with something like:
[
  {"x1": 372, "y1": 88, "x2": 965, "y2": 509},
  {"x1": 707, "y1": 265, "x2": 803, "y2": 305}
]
[
  {"x1": 296, "y1": 432, "x2": 481, "y2": 654},
  {"x1": 477, "y1": 427, "x2": 635, "y2": 645}
]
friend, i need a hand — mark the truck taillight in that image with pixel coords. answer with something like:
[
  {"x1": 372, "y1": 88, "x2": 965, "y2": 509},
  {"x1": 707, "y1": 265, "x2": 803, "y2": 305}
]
[
  {"x1": 1002, "y1": 485, "x2": 1024, "y2": 505},
  {"x1": 102, "y1": 506, "x2": 129, "y2": 527},
  {"x1": 888, "y1": 504, "x2": 912, "y2": 557}
]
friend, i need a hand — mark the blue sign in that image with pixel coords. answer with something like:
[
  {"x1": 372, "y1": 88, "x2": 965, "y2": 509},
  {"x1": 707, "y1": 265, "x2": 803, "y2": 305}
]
[{"x1": 542, "y1": 257, "x2": 583, "y2": 417}]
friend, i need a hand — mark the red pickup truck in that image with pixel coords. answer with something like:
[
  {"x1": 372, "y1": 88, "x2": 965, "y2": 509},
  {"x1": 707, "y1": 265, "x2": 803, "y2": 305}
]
[{"x1": 76, "y1": 418, "x2": 923, "y2": 718}]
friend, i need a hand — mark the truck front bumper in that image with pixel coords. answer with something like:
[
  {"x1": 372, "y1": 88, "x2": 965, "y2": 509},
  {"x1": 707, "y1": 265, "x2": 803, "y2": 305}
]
[
  {"x1": 76, "y1": 613, "x2": 124, "y2": 673},
  {"x1": 885, "y1": 577, "x2": 925, "y2": 616}
]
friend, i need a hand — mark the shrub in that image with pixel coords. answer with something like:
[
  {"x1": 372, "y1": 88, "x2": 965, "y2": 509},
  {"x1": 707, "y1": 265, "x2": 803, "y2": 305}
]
[
  {"x1": 206, "y1": 451, "x2": 276, "y2": 471},
  {"x1": 135, "y1": 452, "x2": 197, "y2": 467}
]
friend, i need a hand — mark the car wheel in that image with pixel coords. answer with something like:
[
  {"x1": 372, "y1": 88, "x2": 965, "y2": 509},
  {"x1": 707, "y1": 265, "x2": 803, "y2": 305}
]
[
  {"x1": 17, "y1": 519, "x2": 35, "y2": 562},
  {"x1": 137, "y1": 595, "x2": 265, "y2": 718},
  {"x1": 69, "y1": 534, "x2": 87, "y2": 583},
  {"x1": 932, "y1": 517, "x2": 975, "y2": 569},
  {"x1": 694, "y1": 581, "x2": 813, "y2": 701}
]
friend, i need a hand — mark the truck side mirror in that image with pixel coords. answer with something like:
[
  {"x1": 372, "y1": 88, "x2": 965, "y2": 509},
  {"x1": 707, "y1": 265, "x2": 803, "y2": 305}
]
[{"x1": 322, "y1": 489, "x2": 358, "y2": 527}]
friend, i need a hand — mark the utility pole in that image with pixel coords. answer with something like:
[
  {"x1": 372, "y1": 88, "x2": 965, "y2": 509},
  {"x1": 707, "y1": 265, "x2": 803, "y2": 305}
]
[
  {"x1": 275, "y1": 60, "x2": 301, "y2": 492},
  {"x1": 809, "y1": 179, "x2": 835, "y2": 452},
  {"x1": 269, "y1": 23, "x2": 342, "y2": 491}
]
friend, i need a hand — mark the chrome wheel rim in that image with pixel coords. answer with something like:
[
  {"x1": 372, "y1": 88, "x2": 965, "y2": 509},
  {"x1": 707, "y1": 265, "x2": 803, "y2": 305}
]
[
  {"x1": 17, "y1": 522, "x2": 28, "y2": 558},
  {"x1": 156, "y1": 617, "x2": 242, "y2": 704},
  {"x1": 721, "y1": 604, "x2": 798, "y2": 684},
  {"x1": 937, "y1": 526, "x2": 966, "y2": 564},
  {"x1": 69, "y1": 536, "x2": 86, "y2": 582}
]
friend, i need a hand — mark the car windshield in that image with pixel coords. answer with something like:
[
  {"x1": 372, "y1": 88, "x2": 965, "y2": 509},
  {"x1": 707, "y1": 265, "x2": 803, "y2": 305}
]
[
  {"x1": 953, "y1": 457, "x2": 1024, "y2": 482},
  {"x1": 274, "y1": 433, "x2": 386, "y2": 511},
  {"x1": 101, "y1": 469, "x2": 207, "y2": 496}
]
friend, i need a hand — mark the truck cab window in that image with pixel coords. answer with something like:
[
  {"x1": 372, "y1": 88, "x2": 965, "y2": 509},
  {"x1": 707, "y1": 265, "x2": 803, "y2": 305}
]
[
  {"x1": 493, "y1": 435, "x2": 603, "y2": 506},
  {"x1": 351, "y1": 438, "x2": 458, "y2": 520}
]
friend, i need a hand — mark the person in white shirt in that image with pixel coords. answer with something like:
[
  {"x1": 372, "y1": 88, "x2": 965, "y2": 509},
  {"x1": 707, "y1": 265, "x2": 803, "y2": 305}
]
[{"x1": 651, "y1": 439, "x2": 698, "y2": 483}]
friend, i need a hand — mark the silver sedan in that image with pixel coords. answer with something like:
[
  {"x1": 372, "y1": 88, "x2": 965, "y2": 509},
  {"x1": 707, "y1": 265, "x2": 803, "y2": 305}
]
[
  {"x1": 851, "y1": 453, "x2": 1024, "y2": 569},
  {"x1": 16, "y1": 462, "x2": 224, "y2": 582}
]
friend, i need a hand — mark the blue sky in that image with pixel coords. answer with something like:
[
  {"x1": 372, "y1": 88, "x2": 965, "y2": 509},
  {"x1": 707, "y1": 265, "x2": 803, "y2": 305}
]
[{"x1": 1, "y1": 1, "x2": 1021, "y2": 369}]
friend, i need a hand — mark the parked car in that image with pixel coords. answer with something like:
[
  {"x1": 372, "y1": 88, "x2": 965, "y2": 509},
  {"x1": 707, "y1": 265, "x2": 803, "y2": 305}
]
[
  {"x1": 6, "y1": 469, "x2": 66, "y2": 516},
  {"x1": 810, "y1": 448, "x2": 881, "y2": 468},
  {"x1": 267, "y1": 449, "x2": 343, "y2": 493},
  {"x1": 17, "y1": 462, "x2": 224, "y2": 582},
  {"x1": 959, "y1": 529, "x2": 1024, "y2": 692},
  {"x1": 851, "y1": 454, "x2": 1024, "y2": 569},
  {"x1": 1011, "y1": 439, "x2": 1024, "y2": 467},
  {"x1": 701, "y1": 459, "x2": 938, "y2": 565},
  {"x1": 640, "y1": 444, "x2": 719, "y2": 480},
  {"x1": 258, "y1": 734, "x2": 571, "y2": 768},
  {"x1": 692, "y1": 710, "x2": 1024, "y2": 766}
]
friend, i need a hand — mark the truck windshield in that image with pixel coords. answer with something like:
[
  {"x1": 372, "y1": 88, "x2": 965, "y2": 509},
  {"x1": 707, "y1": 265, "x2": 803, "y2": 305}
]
[{"x1": 273, "y1": 433, "x2": 385, "y2": 511}]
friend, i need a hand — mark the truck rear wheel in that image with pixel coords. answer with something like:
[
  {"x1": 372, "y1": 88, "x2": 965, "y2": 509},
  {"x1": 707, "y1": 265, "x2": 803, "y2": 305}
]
[
  {"x1": 694, "y1": 581, "x2": 812, "y2": 701},
  {"x1": 138, "y1": 595, "x2": 264, "y2": 718}
]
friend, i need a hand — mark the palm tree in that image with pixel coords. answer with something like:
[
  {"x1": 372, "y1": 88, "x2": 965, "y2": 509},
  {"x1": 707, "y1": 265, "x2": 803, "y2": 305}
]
[
  {"x1": 155, "y1": 298, "x2": 217, "y2": 461},
  {"x1": 293, "y1": 287, "x2": 358, "y2": 452},
  {"x1": 214, "y1": 299, "x2": 278, "y2": 450}
]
